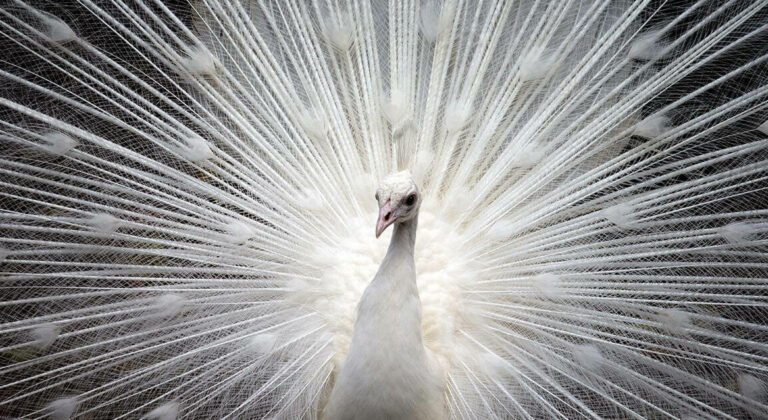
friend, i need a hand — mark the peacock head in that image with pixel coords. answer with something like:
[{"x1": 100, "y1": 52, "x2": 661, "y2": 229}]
[{"x1": 374, "y1": 171, "x2": 421, "y2": 237}]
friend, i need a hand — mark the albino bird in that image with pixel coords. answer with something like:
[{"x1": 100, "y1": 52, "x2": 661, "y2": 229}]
[
  {"x1": 0, "y1": 0, "x2": 767, "y2": 419},
  {"x1": 324, "y1": 171, "x2": 445, "y2": 419}
]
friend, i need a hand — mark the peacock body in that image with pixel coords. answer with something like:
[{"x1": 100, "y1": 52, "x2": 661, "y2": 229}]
[{"x1": 1, "y1": 0, "x2": 767, "y2": 418}]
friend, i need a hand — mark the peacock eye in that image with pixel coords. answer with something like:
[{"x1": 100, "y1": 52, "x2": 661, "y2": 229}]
[
  {"x1": 405, "y1": 194, "x2": 416, "y2": 206},
  {"x1": 375, "y1": 192, "x2": 379, "y2": 201}
]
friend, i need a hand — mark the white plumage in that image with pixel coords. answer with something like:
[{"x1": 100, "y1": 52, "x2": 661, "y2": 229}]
[
  {"x1": 324, "y1": 171, "x2": 444, "y2": 420},
  {"x1": 0, "y1": 1, "x2": 767, "y2": 419}
]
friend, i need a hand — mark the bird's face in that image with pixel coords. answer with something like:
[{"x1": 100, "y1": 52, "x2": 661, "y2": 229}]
[{"x1": 374, "y1": 171, "x2": 421, "y2": 238}]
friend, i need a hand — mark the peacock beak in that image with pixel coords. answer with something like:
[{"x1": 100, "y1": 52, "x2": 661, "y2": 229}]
[{"x1": 375, "y1": 201, "x2": 396, "y2": 238}]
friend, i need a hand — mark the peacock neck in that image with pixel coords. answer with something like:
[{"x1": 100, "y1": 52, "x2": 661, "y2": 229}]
[
  {"x1": 388, "y1": 214, "x2": 418, "y2": 257},
  {"x1": 324, "y1": 209, "x2": 441, "y2": 419},
  {"x1": 365, "y1": 211, "x2": 420, "y2": 296},
  {"x1": 356, "y1": 211, "x2": 422, "y2": 341},
  {"x1": 353, "y1": 211, "x2": 422, "y2": 329}
]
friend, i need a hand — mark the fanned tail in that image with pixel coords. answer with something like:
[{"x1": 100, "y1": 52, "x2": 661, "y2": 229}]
[{"x1": 1, "y1": 1, "x2": 767, "y2": 419}]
